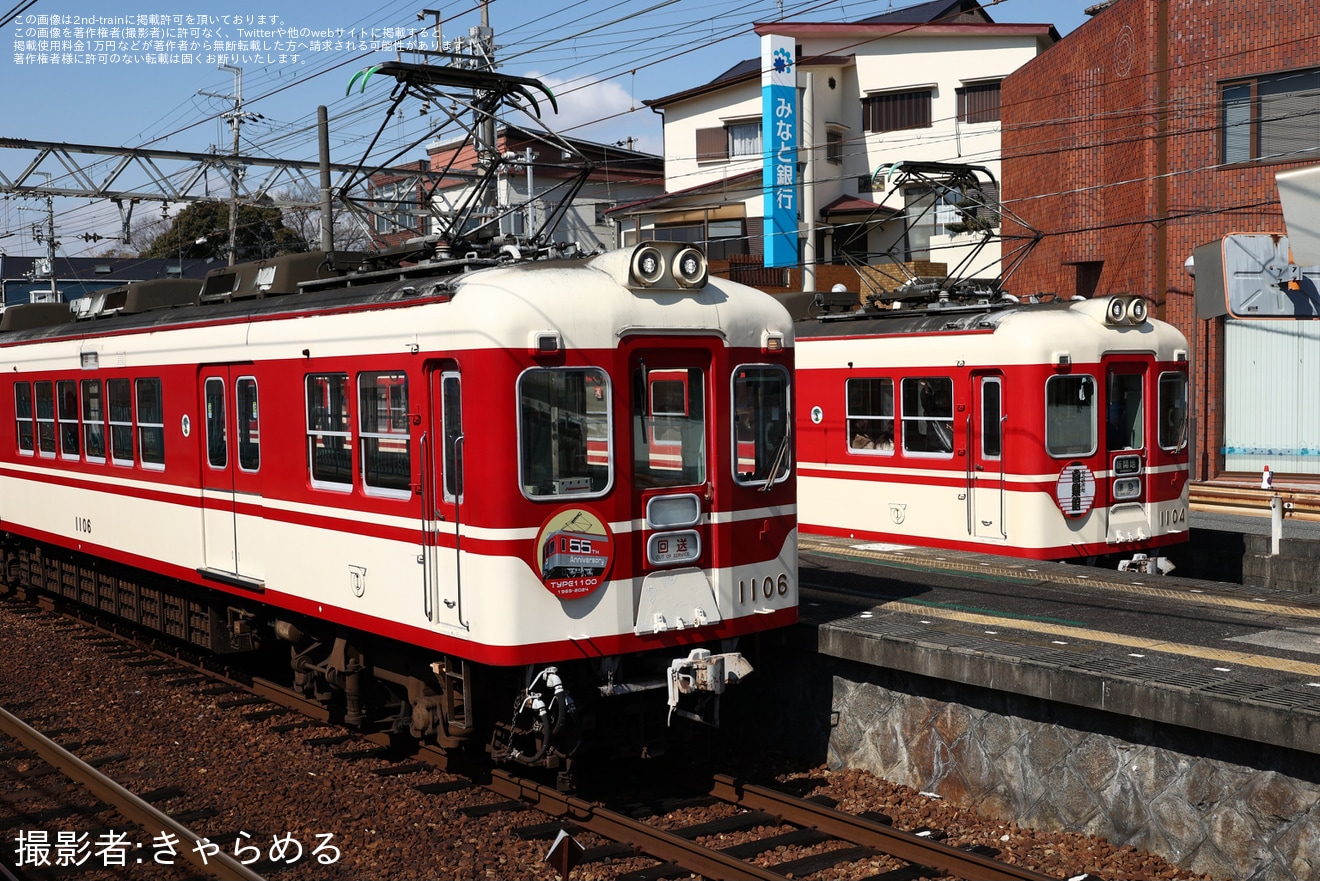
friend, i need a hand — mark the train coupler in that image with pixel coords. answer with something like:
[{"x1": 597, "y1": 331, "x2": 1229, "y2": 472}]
[
  {"x1": 1117, "y1": 553, "x2": 1175, "y2": 575},
  {"x1": 666, "y1": 649, "x2": 753, "y2": 725}
]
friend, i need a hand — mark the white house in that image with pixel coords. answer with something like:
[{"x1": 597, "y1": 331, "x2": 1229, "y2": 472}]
[{"x1": 612, "y1": 0, "x2": 1057, "y2": 291}]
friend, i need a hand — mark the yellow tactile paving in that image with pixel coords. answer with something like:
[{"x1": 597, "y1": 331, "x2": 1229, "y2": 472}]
[{"x1": 875, "y1": 600, "x2": 1320, "y2": 678}]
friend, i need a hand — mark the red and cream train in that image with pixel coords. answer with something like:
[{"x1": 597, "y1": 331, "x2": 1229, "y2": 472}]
[
  {"x1": 0, "y1": 241, "x2": 798, "y2": 779},
  {"x1": 789, "y1": 290, "x2": 1191, "y2": 565}
]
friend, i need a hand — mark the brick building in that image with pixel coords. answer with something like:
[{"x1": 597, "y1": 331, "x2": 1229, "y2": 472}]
[{"x1": 1001, "y1": 0, "x2": 1320, "y2": 487}]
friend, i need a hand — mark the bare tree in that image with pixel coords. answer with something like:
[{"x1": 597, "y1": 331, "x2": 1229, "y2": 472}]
[{"x1": 275, "y1": 186, "x2": 372, "y2": 253}]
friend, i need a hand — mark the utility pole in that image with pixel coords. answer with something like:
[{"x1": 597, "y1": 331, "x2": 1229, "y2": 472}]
[
  {"x1": 28, "y1": 172, "x2": 58, "y2": 303},
  {"x1": 201, "y1": 64, "x2": 254, "y2": 265},
  {"x1": 475, "y1": 1, "x2": 498, "y2": 224}
]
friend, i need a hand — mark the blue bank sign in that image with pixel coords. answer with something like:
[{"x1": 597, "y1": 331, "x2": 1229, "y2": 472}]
[{"x1": 762, "y1": 34, "x2": 797, "y2": 268}]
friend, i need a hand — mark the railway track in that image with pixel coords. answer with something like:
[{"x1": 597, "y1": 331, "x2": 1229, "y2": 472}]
[
  {"x1": 11, "y1": 598, "x2": 1071, "y2": 880},
  {"x1": 491, "y1": 770, "x2": 1059, "y2": 881},
  {"x1": 0, "y1": 700, "x2": 261, "y2": 881}
]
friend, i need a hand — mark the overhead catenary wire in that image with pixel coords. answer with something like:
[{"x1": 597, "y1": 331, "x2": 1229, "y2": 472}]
[{"x1": 9, "y1": 0, "x2": 1320, "y2": 257}]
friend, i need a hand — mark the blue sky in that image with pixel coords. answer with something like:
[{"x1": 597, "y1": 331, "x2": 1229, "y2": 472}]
[{"x1": 1, "y1": 0, "x2": 1093, "y2": 256}]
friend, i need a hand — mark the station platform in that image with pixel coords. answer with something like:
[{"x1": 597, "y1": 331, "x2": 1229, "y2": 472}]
[{"x1": 796, "y1": 533, "x2": 1320, "y2": 758}]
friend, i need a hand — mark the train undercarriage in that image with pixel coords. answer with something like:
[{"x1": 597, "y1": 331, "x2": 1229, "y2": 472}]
[{"x1": 0, "y1": 537, "x2": 745, "y2": 789}]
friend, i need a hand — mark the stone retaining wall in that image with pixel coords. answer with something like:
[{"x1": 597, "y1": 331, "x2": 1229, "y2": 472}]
[{"x1": 820, "y1": 658, "x2": 1320, "y2": 881}]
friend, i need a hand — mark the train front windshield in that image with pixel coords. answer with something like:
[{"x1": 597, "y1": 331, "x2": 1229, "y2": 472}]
[{"x1": 733, "y1": 366, "x2": 792, "y2": 486}]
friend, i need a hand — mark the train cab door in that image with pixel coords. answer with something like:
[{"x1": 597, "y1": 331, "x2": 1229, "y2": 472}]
[
  {"x1": 969, "y1": 373, "x2": 1006, "y2": 541},
  {"x1": 198, "y1": 365, "x2": 265, "y2": 588},
  {"x1": 627, "y1": 343, "x2": 735, "y2": 636},
  {"x1": 1104, "y1": 360, "x2": 1148, "y2": 517},
  {"x1": 421, "y1": 365, "x2": 466, "y2": 630}
]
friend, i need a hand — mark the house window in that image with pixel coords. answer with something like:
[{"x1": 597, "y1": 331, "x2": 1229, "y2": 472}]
[
  {"x1": 1222, "y1": 68, "x2": 1320, "y2": 164},
  {"x1": 957, "y1": 82, "x2": 1001, "y2": 124},
  {"x1": 862, "y1": 90, "x2": 932, "y2": 133},
  {"x1": 373, "y1": 180, "x2": 428, "y2": 236},
  {"x1": 826, "y1": 130, "x2": 843, "y2": 165},
  {"x1": 727, "y1": 121, "x2": 761, "y2": 157},
  {"x1": 696, "y1": 121, "x2": 762, "y2": 162}
]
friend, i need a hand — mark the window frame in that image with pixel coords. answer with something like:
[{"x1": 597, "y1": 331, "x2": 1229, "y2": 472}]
[
  {"x1": 204, "y1": 376, "x2": 227, "y2": 470},
  {"x1": 1158, "y1": 371, "x2": 1189, "y2": 452},
  {"x1": 34, "y1": 380, "x2": 56, "y2": 458},
  {"x1": 845, "y1": 377, "x2": 895, "y2": 456},
  {"x1": 1044, "y1": 374, "x2": 1098, "y2": 458},
  {"x1": 136, "y1": 378, "x2": 165, "y2": 470},
  {"x1": 56, "y1": 379, "x2": 80, "y2": 460},
  {"x1": 81, "y1": 379, "x2": 105, "y2": 464},
  {"x1": 106, "y1": 378, "x2": 134, "y2": 467},
  {"x1": 731, "y1": 363, "x2": 792, "y2": 488},
  {"x1": 357, "y1": 371, "x2": 412, "y2": 500},
  {"x1": 1220, "y1": 67, "x2": 1320, "y2": 165},
  {"x1": 726, "y1": 120, "x2": 762, "y2": 158},
  {"x1": 236, "y1": 376, "x2": 261, "y2": 473},
  {"x1": 900, "y1": 377, "x2": 954, "y2": 458},
  {"x1": 306, "y1": 372, "x2": 353, "y2": 492},
  {"x1": 956, "y1": 81, "x2": 1002, "y2": 124},
  {"x1": 14, "y1": 382, "x2": 33, "y2": 456},
  {"x1": 862, "y1": 89, "x2": 933, "y2": 134},
  {"x1": 518, "y1": 366, "x2": 613, "y2": 500}
]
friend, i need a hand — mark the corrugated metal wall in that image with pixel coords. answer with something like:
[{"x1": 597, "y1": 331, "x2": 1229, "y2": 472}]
[{"x1": 1225, "y1": 319, "x2": 1320, "y2": 474}]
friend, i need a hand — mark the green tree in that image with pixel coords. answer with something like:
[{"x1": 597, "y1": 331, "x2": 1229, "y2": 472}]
[{"x1": 138, "y1": 201, "x2": 309, "y2": 261}]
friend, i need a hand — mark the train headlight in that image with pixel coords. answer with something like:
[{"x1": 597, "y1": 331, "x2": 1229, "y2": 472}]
[
  {"x1": 1106, "y1": 296, "x2": 1128, "y2": 324},
  {"x1": 646, "y1": 493, "x2": 701, "y2": 529},
  {"x1": 1126, "y1": 297, "x2": 1149, "y2": 324},
  {"x1": 671, "y1": 247, "x2": 708, "y2": 289},
  {"x1": 1113, "y1": 476, "x2": 1142, "y2": 500},
  {"x1": 631, "y1": 245, "x2": 666, "y2": 287},
  {"x1": 647, "y1": 530, "x2": 702, "y2": 566}
]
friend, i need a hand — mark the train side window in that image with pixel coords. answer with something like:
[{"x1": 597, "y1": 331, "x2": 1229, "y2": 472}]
[
  {"x1": 441, "y1": 372, "x2": 463, "y2": 502},
  {"x1": 1045, "y1": 375, "x2": 1096, "y2": 457},
  {"x1": 306, "y1": 373, "x2": 352, "y2": 490},
  {"x1": 846, "y1": 378, "x2": 894, "y2": 453},
  {"x1": 1106, "y1": 372, "x2": 1144, "y2": 451},
  {"x1": 237, "y1": 377, "x2": 260, "y2": 472},
  {"x1": 204, "y1": 377, "x2": 227, "y2": 469},
  {"x1": 107, "y1": 379, "x2": 134, "y2": 466},
  {"x1": 15, "y1": 382, "x2": 33, "y2": 455},
  {"x1": 1158, "y1": 371, "x2": 1189, "y2": 451},
  {"x1": 901, "y1": 377, "x2": 954, "y2": 456},
  {"x1": 732, "y1": 365, "x2": 791, "y2": 486},
  {"x1": 34, "y1": 381, "x2": 56, "y2": 458},
  {"x1": 981, "y1": 378, "x2": 1002, "y2": 459},
  {"x1": 57, "y1": 380, "x2": 80, "y2": 460},
  {"x1": 81, "y1": 380, "x2": 105, "y2": 463},
  {"x1": 358, "y1": 372, "x2": 411, "y2": 498},
  {"x1": 519, "y1": 367, "x2": 611, "y2": 498},
  {"x1": 137, "y1": 378, "x2": 165, "y2": 470}
]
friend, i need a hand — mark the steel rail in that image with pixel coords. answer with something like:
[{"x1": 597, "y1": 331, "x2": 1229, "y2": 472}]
[
  {"x1": 487, "y1": 768, "x2": 791, "y2": 881},
  {"x1": 0, "y1": 704, "x2": 266, "y2": 881},
  {"x1": 709, "y1": 775, "x2": 1058, "y2": 881}
]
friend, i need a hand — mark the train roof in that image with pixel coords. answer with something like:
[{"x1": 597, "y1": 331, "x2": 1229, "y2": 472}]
[
  {"x1": 0, "y1": 243, "x2": 792, "y2": 352},
  {"x1": 778, "y1": 288, "x2": 1177, "y2": 339}
]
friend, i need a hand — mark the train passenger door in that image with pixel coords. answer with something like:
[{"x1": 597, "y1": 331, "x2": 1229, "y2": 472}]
[
  {"x1": 421, "y1": 364, "x2": 465, "y2": 630},
  {"x1": 198, "y1": 365, "x2": 265, "y2": 588},
  {"x1": 1104, "y1": 360, "x2": 1147, "y2": 512},
  {"x1": 969, "y1": 373, "x2": 1006, "y2": 541}
]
